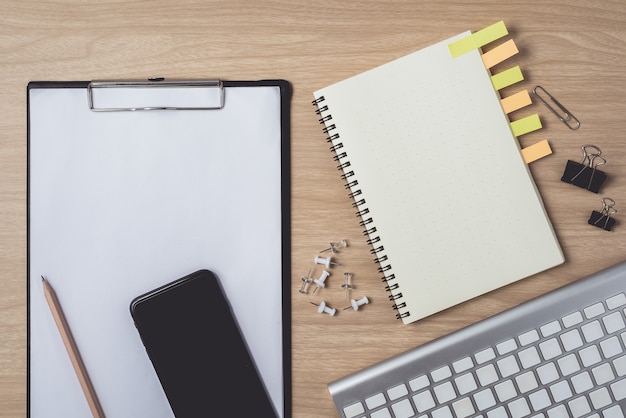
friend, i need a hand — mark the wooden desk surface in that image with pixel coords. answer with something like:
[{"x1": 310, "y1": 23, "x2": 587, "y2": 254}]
[{"x1": 1, "y1": 1, "x2": 625, "y2": 416}]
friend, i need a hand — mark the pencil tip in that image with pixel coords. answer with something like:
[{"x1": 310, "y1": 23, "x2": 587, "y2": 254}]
[{"x1": 41, "y1": 275, "x2": 46, "y2": 282}]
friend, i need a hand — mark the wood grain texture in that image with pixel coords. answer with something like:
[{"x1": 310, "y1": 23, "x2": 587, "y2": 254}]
[{"x1": 2, "y1": 1, "x2": 625, "y2": 416}]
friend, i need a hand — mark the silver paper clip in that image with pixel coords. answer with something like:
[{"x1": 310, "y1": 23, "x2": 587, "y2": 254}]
[{"x1": 532, "y1": 85, "x2": 580, "y2": 130}]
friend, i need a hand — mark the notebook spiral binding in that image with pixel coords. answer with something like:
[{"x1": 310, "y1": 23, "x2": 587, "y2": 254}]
[{"x1": 312, "y1": 96, "x2": 408, "y2": 320}]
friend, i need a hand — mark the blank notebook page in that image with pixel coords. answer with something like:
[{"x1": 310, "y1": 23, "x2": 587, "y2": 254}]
[{"x1": 314, "y1": 31, "x2": 564, "y2": 324}]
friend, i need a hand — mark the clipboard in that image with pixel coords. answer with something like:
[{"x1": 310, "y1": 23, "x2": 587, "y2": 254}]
[{"x1": 27, "y1": 79, "x2": 291, "y2": 417}]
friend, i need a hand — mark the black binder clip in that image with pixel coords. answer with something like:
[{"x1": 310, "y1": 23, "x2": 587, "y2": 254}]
[
  {"x1": 588, "y1": 197, "x2": 617, "y2": 231},
  {"x1": 561, "y1": 144, "x2": 607, "y2": 193}
]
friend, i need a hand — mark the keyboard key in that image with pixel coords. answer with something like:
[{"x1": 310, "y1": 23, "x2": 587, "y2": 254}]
[
  {"x1": 431, "y1": 405, "x2": 453, "y2": 418},
  {"x1": 516, "y1": 371, "x2": 538, "y2": 393},
  {"x1": 518, "y1": 346, "x2": 541, "y2": 369},
  {"x1": 540, "y1": 320, "x2": 561, "y2": 337},
  {"x1": 409, "y1": 374, "x2": 429, "y2": 392},
  {"x1": 475, "y1": 347, "x2": 496, "y2": 364},
  {"x1": 539, "y1": 338, "x2": 562, "y2": 360},
  {"x1": 434, "y1": 381, "x2": 455, "y2": 404},
  {"x1": 603, "y1": 405, "x2": 625, "y2": 418},
  {"x1": 603, "y1": 311, "x2": 626, "y2": 334},
  {"x1": 584, "y1": 302, "x2": 606, "y2": 319},
  {"x1": 529, "y1": 389, "x2": 551, "y2": 411},
  {"x1": 600, "y1": 336, "x2": 623, "y2": 358},
  {"x1": 546, "y1": 405, "x2": 568, "y2": 418},
  {"x1": 562, "y1": 311, "x2": 583, "y2": 327},
  {"x1": 496, "y1": 338, "x2": 517, "y2": 355},
  {"x1": 497, "y1": 355, "x2": 520, "y2": 378},
  {"x1": 614, "y1": 354, "x2": 626, "y2": 376},
  {"x1": 579, "y1": 344, "x2": 602, "y2": 367},
  {"x1": 431, "y1": 365, "x2": 452, "y2": 382},
  {"x1": 365, "y1": 393, "x2": 386, "y2": 410},
  {"x1": 343, "y1": 401, "x2": 365, "y2": 418},
  {"x1": 391, "y1": 398, "x2": 414, "y2": 418},
  {"x1": 474, "y1": 388, "x2": 496, "y2": 411},
  {"x1": 412, "y1": 390, "x2": 435, "y2": 413},
  {"x1": 560, "y1": 329, "x2": 583, "y2": 352},
  {"x1": 549, "y1": 380, "x2": 572, "y2": 402},
  {"x1": 476, "y1": 364, "x2": 499, "y2": 386},
  {"x1": 508, "y1": 397, "x2": 530, "y2": 418},
  {"x1": 589, "y1": 387, "x2": 612, "y2": 409},
  {"x1": 452, "y1": 397, "x2": 475, "y2": 418},
  {"x1": 582, "y1": 320, "x2": 604, "y2": 342},
  {"x1": 567, "y1": 396, "x2": 591, "y2": 418},
  {"x1": 592, "y1": 363, "x2": 614, "y2": 385},
  {"x1": 571, "y1": 371, "x2": 594, "y2": 394},
  {"x1": 518, "y1": 329, "x2": 540, "y2": 346},
  {"x1": 607, "y1": 293, "x2": 626, "y2": 309},
  {"x1": 557, "y1": 353, "x2": 580, "y2": 376},
  {"x1": 387, "y1": 383, "x2": 408, "y2": 400},
  {"x1": 452, "y1": 356, "x2": 474, "y2": 373},
  {"x1": 536, "y1": 362, "x2": 559, "y2": 384},
  {"x1": 610, "y1": 378, "x2": 626, "y2": 400},
  {"x1": 494, "y1": 379, "x2": 516, "y2": 402},
  {"x1": 487, "y1": 406, "x2": 507, "y2": 418},
  {"x1": 370, "y1": 407, "x2": 392, "y2": 418},
  {"x1": 455, "y1": 372, "x2": 478, "y2": 395}
]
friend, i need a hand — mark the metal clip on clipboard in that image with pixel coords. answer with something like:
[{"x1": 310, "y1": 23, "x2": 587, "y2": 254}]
[{"x1": 87, "y1": 79, "x2": 224, "y2": 111}]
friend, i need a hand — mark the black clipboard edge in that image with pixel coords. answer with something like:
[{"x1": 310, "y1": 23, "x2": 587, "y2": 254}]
[{"x1": 26, "y1": 79, "x2": 292, "y2": 418}]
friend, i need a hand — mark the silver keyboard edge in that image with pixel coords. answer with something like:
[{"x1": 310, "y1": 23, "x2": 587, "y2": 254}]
[{"x1": 328, "y1": 260, "x2": 626, "y2": 413}]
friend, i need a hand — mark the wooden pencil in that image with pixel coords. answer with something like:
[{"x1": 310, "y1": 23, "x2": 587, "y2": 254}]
[{"x1": 41, "y1": 276, "x2": 105, "y2": 418}]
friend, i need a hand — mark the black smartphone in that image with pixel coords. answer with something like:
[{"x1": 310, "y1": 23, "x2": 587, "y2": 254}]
[{"x1": 130, "y1": 269, "x2": 277, "y2": 417}]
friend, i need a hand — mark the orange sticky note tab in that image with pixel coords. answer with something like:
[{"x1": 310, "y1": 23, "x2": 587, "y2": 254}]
[
  {"x1": 482, "y1": 39, "x2": 519, "y2": 69},
  {"x1": 501, "y1": 90, "x2": 532, "y2": 114},
  {"x1": 521, "y1": 140, "x2": 552, "y2": 163}
]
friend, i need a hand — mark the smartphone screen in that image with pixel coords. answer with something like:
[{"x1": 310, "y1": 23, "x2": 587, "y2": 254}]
[{"x1": 130, "y1": 270, "x2": 277, "y2": 417}]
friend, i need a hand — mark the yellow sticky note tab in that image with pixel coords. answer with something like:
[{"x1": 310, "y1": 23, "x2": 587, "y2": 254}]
[
  {"x1": 510, "y1": 114, "x2": 542, "y2": 137},
  {"x1": 521, "y1": 140, "x2": 552, "y2": 163},
  {"x1": 501, "y1": 90, "x2": 532, "y2": 114},
  {"x1": 491, "y1": 66, "x2": 524, "y2": 90},
  {"x1": 449, "y1": 20, "x2": 509, "y2": 57},
  {"x1": 472, "y1": 21, "x2": 509, "y2": 49},
  {"x1": 482, "y1": 39, "x2": 519, "y2": 69},
  {"x1": 448, "y1": 37, "x2": 477, "y2": 58}
]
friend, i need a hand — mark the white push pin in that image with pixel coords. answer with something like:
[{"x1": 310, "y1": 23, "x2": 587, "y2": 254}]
[
  {"x1": 298, "y1": 268, "x2": 314, "y2": 294},
  {"x1": 312, "y1": 270, "x2": 330, "y2": 295},
  {"x1": 341, "y1": 272, "x2": 353, "y2": 299},
  {"x1": 321, "y1": 239, "x2": 348, "y2": 254},
  {"x1": 344, "y1": 296, "x2": 370, "y2": 311},
  {"x1": 314, "y1": 255, "x2": 340, "y2": 268},
  {"x1": 311, "y1": 301, "x2": 336, "y2": 316}
]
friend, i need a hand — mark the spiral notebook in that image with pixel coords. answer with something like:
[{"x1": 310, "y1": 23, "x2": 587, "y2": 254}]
[{"x1": 313, "y1": 21, "x2": 564, "y2": 324}]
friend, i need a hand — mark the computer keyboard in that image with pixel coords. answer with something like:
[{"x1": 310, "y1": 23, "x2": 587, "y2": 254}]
[{"x1": 329, "y1": 261, "x2": 626, "y2": 418}]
